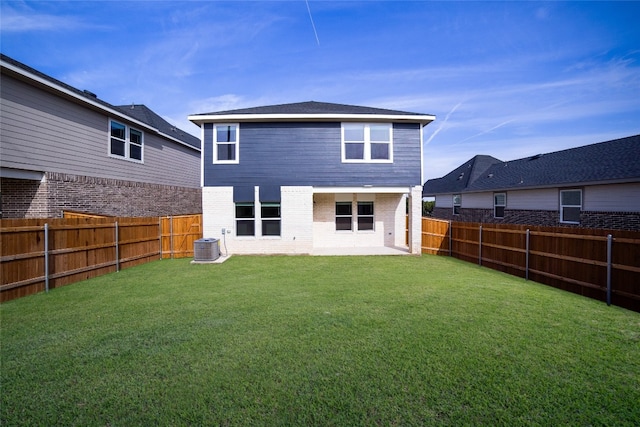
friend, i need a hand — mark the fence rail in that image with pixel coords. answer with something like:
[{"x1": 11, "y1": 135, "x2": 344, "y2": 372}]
[
  {"x1": 1, "y1": 214, "x2": 202, "y2": 302},
  {"x1": 422, "y1": 218, "x2": 640, "y2": 312}
]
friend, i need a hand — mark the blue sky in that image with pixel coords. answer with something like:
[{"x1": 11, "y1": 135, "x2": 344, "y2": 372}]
[{"x1": 2, "y1": 1, "x2": 639, "y2": 180}]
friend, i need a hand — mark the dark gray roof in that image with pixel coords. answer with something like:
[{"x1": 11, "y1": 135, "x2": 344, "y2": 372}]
[
  {"x1": 1, "y1": 53, "x2": 199, "y2": 150},
  {"x1": 197, "y1": 100, "x2": 430, "y2": 117},
  {"x1": 423, "y1": 134, "x2": 640, "y2": 196},
  {"x1": 114, "y1": 104, "x2": 200, "y2": 149}
]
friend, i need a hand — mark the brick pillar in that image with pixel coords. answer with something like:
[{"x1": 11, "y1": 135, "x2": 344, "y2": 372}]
[{"x1": 409, "y1": 185, "x2": 422, "y2": 255}]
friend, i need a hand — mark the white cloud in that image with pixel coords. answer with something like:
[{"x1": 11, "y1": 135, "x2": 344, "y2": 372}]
[{"x1": 0, "y1": 4, "x2": 110, "y2": 32}]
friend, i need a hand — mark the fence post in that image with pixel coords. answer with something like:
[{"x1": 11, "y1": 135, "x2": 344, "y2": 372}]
[
  {"x1": 448, "y1": 220, "x2": 452, "y2": 257},
  {"x1": 169, "y1": 216, "x2": 174, "y2": 259},
  {"x1": 525, "y1": 229, "x2": 530, "y2": 281},
  {"x1": 606, "y1": 234, "x2": 612, "y2": 306},
  {"x1": 115, "y1": 221, "x2": 120, "y2": 272},
  {"x1": 159, "y1": 217, "x2": 163, "y2": 260},
  {"x1": 44, "y1": 223, "x2": 49, "y2": 293},
  {"x1": 478, "y1": 225, "x2": 482, "y2": 266}
]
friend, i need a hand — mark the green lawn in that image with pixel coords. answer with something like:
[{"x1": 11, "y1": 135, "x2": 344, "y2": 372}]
[{"x1": 2, "y1": 255, "x2": 639, "y2": 426}]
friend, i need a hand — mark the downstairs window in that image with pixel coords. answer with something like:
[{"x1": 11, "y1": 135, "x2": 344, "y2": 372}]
[
  {"x1": 560, "y1": 189, "x2": 582, "y2": 224},
  {"x1": 236, "y1": 203, "x2": 255, "y2": 236}
]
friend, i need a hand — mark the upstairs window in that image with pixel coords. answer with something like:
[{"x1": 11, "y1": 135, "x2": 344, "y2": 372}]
[
  {"x1": 214, "y1": 124, "x2": 239, "y2": 164},
  {"x1": 494, "y1": 193, "x2": 506, "y2": 218},
  {"x1": 342, "y1": 123, "x2": 392, "y2": 162},
  {"x1": 560, "y1": 189, "x2": 582, "y2": 224},
  {"x1": 453, "y1": 194, "x2": 461, "y2": 215},
  {"x1": 110, "y1": 120, "x2": 143, "y2": 162}
]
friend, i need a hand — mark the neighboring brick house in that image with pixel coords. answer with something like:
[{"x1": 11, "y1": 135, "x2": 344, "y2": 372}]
[
  {"x1": 0, "y1": 54, "x2": 202, "y2": 218},
  {"x1": 188, "y1": 101, "x2": 435, "y2": 254},
  {"x1": 423, "y1": 135, "x2": 640, "y2": 230}
]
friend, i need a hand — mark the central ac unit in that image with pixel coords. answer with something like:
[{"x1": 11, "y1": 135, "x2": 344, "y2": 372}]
[{"x1": 194, "y1": 238, "x2": 220, "y2": 262}]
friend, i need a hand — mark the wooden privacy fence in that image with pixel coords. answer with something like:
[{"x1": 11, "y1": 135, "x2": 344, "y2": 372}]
[
  {"x1": 1, "y1": 214, "x2": 202, "y2": 302},
  {"x1": 421, "y1": 218, "x2": 640, "y2": 312}
]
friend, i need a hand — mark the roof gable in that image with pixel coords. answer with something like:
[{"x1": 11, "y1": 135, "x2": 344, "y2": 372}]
[
  {"x1": 422, "y1": 155, "x2": 501, "y2": 195},
  {"x1": 423, "y1": 135, "x2": 640, "y2": 195}
]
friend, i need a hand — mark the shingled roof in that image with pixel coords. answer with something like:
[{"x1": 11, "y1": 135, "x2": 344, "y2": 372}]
[
  {"x1": 423, "y1": 134, "x2": 640, "y2": 196},
  {"x1": 199, "y1": 101, "x2": 428, "y2": 116},
  {"x1": 189, "y1": 101, "x2": 435, "y2": 127},
  {"x1": 1, "y1": 54, "x2": 199, "y2": 150},
  {"x1": 113, "y1": 104, "x2": 200, "y2": 149}
]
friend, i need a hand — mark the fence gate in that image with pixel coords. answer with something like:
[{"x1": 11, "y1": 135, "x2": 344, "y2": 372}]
[{"x1": 161, "y1": 214, "x2": 202, "y2": 259}]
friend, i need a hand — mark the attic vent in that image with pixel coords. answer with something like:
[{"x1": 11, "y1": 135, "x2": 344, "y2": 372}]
[
  {"x1": 488, "y1": 173, "x2": 494, "y2": 178},
  {"x1": 457, "y1": 172, "x2": 465, "y2": 180},
  {"x1": 83, "y1": 90, "x2": 97, "y2": 98},
  {"x1": 529, "y1": 154, "x2": 543, "y2": 161}
]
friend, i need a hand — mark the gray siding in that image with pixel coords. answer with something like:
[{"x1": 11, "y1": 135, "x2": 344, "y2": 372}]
[
  {"x1": 202, "y1": 122, "x2": 421, "y2": 187},
  {"x1": 0, "y1": 74, "x2": 200, "y2": 188},
  {"x1": 584, "y1": 183, "x2": 640, "y2": 212}
]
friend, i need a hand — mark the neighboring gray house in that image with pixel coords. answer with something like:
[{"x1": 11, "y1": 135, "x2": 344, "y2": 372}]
[
  {"x1": 188, "y1": 101, "x2": 435, "y2": 254},
  {"x1": 423, "y1": 135, "x2": 640, "y2": 230},
  {"x1": 0, "y1": 54, "x2": 202, "y2": 218}
]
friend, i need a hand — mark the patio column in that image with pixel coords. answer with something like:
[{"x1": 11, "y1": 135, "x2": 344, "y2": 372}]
[{"x1": 409, "y1": 185, "x2": 422, "y2": 255}]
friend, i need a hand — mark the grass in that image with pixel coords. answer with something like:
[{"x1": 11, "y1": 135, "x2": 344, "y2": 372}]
[{"x1": 1, "y1": 255, "x2": 639, "y2": 426}]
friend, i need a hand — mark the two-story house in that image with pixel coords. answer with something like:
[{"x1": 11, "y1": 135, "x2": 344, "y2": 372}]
[
  {"x1": 188, "y1": 101, "x2": 435, "y2": 255},
  {"x1": 423, "y1": 135, "x2": 640, "y2": 230},
  {"x1": 1, "y1": 54, "x2": 201, "y2": 218}
]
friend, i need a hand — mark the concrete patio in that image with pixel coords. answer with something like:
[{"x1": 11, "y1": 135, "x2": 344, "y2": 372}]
[{"x1": 311, "y1": 246, "x2": 411, "y2": 256}]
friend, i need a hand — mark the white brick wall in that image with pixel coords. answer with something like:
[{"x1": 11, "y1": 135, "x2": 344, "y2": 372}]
[
  {"x1": 202, "y1": 186, "x2": 313, "y2": 255},
  {"x1": 203, "y1": 186, "x2": 413, "y2": 254},
  {"x1": 409, "y1": 185, "x2": 422, "y2": 254}
]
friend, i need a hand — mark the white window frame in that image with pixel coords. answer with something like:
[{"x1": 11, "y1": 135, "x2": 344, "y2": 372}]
[
  {"x1": 335, "y1": 201, "x2": 353, "y2": 231},
  {"x1": 341, "y1": 123, "x2": 393, "y2": 163},
  {"x1": 261, "y1": 202, "x2": 281, "y2": 237},
  {"x1": 109, "y1": 119, "x2": 144, "y2": 163},
  {"x1": 453, "y1": 194, "x2": 461, "y2": 215},
  {"x1": 560, "y1": 189, "x2": 582, "y2": 224},
  {"x1": 357, "y1": 201, "x2": 375, "y2": 231},
  {"x1": 235, "y1": 202, "x2": 255, "y2": 236},
  {"x1": 213, "y1": 124, "x2": 239, "y2": 164},
  {"x1": 494, "y1": 193, "x2": 506, "y2": 218}
]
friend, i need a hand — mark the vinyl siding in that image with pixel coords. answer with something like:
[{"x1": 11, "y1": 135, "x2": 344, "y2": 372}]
[
  {"x1": 461, "y1": 192, "x2": 492, "y2": 209},
  {"x1": 435, "y1": 194, "x2": 453, "y2": 208},
  {"x1": 584, "y1": 183, "x2": 640, "y2": 212},
  {"x1": 202, "y1": 122, "x2": 421, "y2": 187},
  {"x1": 505, "y1": 188, "x2": 558, "y2": 210},
  {"x1": 0, "y1": 74, "x2": 199, "y2": 188}
]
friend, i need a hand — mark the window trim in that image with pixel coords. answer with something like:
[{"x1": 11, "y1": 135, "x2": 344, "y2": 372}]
[
  {"x1": 213, "y1": 123, "x2": 239, "y2": 164},
  {"x1": 335, "y1": 201, "x2": 353, "y2": 231},
  {"x1": 341, "y1": 123, "x2": 393, "y2": 163},
  {"x1": 109, "y1": 119, "x2": 144, "y2": 163},
  {"x1": 235, "y1": 202, "x2": 255, "y2": 236},
  {"x1": 494, "y1": 193, "x2": 506, "y2": 219},
  {"x1": 357, "y1": 201, "x2": 375, "y2": 231},
  {"x1": 453, "y1": 194, "x2": 461, "y2": 215},
  {"x1": 560, "y1": 189, "x2": 582, "y2": 224},
  {"x1": 261, "y1": 202, "x2": 281, "y2": 237}
]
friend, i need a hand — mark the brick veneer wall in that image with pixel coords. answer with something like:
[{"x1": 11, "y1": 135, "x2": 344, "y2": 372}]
[
  {"x1": 1, "y1": 173, "x2": 201, "y2": 218},
  {"x1": 431, "y1": 207, "x2": 639, "y2": 231}
]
